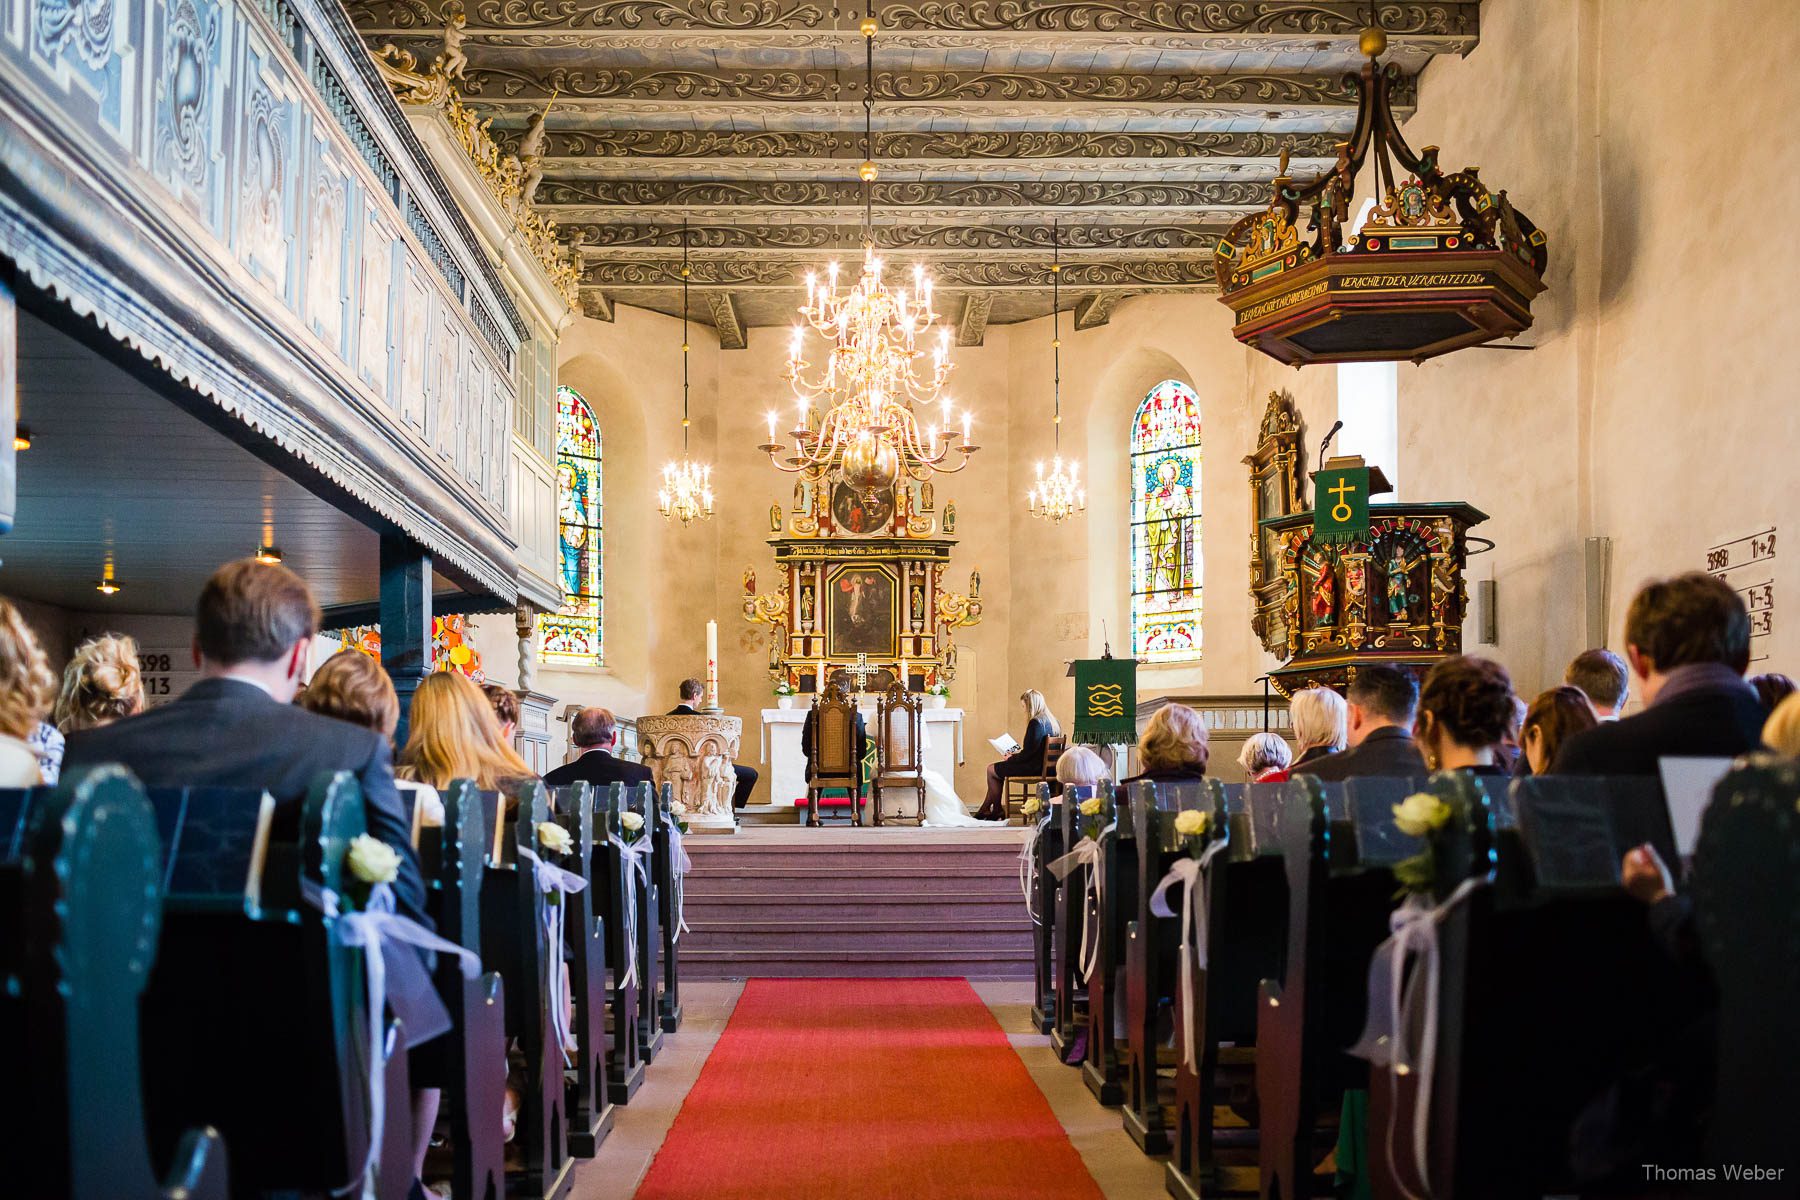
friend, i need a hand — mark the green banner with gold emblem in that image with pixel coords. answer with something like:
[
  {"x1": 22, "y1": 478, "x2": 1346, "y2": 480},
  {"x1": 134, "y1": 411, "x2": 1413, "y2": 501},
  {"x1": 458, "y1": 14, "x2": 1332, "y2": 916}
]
[
  {"x1": 1313, "y1": 465, "x2": 1371, "y2": 544},
  {"x1": 1073, "y1": 658, "x2": 1137, "y2": 745}
]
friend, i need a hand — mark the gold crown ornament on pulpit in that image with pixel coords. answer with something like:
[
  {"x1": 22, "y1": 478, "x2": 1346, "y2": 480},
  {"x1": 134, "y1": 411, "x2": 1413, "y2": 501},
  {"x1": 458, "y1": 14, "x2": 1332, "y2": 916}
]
[{"x1": 1214, "y1": 26, "x2": 1548, "y2": 366}]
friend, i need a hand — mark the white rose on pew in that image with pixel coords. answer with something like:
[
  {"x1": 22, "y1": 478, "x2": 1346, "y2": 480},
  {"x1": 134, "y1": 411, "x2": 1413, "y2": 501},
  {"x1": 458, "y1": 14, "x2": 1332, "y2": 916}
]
[
  {"x1": 1392, "y1": 792, "x2": 1452, "y2": 837},
  {"x1": 1174, "y1": 809, "x2": 1209, "y2": 838},
  {"x1": 537, "y1": 821, "x2": 575, "y2": 857},
  {"x1": 669, "y1": 800, "x2": 688, "y2": 818},
  {"x1": 346, "y1": 834, "x2": 402, "y2": 885},
  {"x1": 1079, "y1": 797, "x2": 1104, "y2": 817},
  {"x1": 620, "y1": 812, "x2": 645, "y2": 833}
]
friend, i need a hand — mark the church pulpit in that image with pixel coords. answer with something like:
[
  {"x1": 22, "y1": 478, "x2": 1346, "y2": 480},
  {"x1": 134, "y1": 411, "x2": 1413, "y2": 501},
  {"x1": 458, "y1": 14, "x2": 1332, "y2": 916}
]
[{"x1": 636, "y1": 715, "x2": 743, "y2": 834}]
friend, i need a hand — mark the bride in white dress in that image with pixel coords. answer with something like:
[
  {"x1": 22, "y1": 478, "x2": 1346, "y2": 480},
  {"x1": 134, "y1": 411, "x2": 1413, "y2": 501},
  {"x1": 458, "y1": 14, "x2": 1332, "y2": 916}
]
[{"x1": 911, "y1": 711, "x2": 1002, "y2": 827}]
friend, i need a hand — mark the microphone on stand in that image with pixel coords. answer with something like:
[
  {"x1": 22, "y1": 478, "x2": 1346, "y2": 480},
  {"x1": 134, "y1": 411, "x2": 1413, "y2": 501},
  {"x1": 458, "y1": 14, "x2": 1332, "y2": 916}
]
[{"x1": 1318, "y1": 419, "x2": 1344, "y2": 462}]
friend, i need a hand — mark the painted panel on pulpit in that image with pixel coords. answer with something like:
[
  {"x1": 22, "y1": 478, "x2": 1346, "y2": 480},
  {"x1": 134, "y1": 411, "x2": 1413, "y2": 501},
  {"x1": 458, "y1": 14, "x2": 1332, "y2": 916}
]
[
  {"x1": 826, "y1": 565, "x2": 897, "y2": 658},
  {"x1": 1130, "y1": 380, "x2": 1203, "y2": 663}
]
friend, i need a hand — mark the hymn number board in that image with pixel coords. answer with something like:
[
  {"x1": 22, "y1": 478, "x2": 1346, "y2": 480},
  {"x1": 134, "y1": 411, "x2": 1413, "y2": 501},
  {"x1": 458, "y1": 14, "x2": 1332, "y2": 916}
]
[
  {"x1": 1706, "y1": 527, "x2": 1776, "y2": 665},
  {"x1": 139, "y1": 647, "x2": 201, "y2": 709}
]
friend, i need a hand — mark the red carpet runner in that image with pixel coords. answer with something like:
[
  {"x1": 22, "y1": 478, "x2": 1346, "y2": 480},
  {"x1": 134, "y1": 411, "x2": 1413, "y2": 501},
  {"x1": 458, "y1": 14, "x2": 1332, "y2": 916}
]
[{"x1": 635, "y1": 978, "x2": 1106, "y2": 1199}]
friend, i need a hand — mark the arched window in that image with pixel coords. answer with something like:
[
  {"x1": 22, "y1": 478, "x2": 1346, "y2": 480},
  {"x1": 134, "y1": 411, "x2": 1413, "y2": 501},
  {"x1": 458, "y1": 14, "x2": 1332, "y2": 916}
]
[
  {"x1": 1130, "y1": 380, "x2": 1202, "y2": 663},
  {"x1": 539, "y1": 385, "x2": 604, "y2": 665}
]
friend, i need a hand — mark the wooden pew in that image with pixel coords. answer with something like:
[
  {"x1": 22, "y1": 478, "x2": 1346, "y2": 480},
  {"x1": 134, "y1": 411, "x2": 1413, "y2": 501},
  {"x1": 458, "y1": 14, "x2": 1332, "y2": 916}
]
[
  {"x1": 1366, "y1": 773, "x2": 1696, "y2": 1198},
  {"x1": 1165, "y1": 781, "x2": 1288, "y2": 1200},
  {"x1": 1256, "y1": 773, "x2": 1437, "y2": 1200},
  {"x1": 135, "y1": 772, "x2": 413, "y2": 1198},
  {"x1": 1121, "y1": 778, "x2": 1210, "y2": 1154},
  {"x1": 596, "y1": 782, "x2": 648, "y2": 1104},
  {"x1": 488, "y1": 781, "x2": 577, "y2": 1200},
  {"x1": 626, "y1": 782, "x2": 666, "y2": 1063},
  {"x1": 1692, "y1": 759, "x2": 1800, "y2": 1180},
  {"x1": 0, "y1": 771, "x2": 228, "y2": 1200},
  {"x1": 415, "y1": 781, "x2": 509, "y2": 1198},
  {"x1": 1049, "y1": 784, "x2": 1093, "y2": 1062},
  {"x1": 549, "y1": 781, "x2": 617, "y2": 1158},
  {"x1": 653, "y1": 781, "x2": 685, "y2": 1034},
  {"x1": 1082, "y1": 783, "x2": 1137, "y2": 1105},
  {"x1": 1028, "y1": 783, "x2": 1065, "y2": 1035}
]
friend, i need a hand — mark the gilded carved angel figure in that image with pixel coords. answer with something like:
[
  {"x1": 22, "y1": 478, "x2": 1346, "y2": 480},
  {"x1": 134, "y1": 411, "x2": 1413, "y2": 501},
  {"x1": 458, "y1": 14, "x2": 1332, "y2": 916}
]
[{"x1": 439, "y1": 3, "x2": 468, "y2": 82}]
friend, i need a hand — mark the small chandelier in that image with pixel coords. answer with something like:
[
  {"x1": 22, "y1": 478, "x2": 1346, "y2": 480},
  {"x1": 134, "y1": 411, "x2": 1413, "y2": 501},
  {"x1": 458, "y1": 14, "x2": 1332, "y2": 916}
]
[
  {"x1": 659, "y1": 222, "x2": 715, "y2": 525},
  {"x1": 1028, "y1": 223, "x2": 1085, "y2": 524},
  {"x1": 762, "y1": 6, "x2": 976, "y2": 496}
]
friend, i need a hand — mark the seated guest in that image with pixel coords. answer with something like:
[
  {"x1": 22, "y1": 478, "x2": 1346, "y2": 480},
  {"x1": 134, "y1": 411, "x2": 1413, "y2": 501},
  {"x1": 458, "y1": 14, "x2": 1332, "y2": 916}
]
[
  {"x1": 669, "y1": 676, "x2": 759, "y2": 807},
  {"x1": 801, "y1": 671, "x2": 871, "y2": 800},
  {"x1": 1236, "y1": 731, "x2": 1292, "y2": 783},
  {"x1": 1309, "y1": 665, "x2": 1426, "y2": 781},
  {"x1": 1762, "y1": 692, "x2": 1800, "y2": 757},
  {"x1": 482, "y1": 682, "x2": 521, "y2": 742},
  {"x1": 1750, "y1": 671, "x2": 1797, "y2": 715},
  {"x1": 1124, "y1": 702, "x2": 1209, "y2": 784},
  {"x1": 55, "y1": 633, "x2": 145, "y2": 733},
  {"x1": 1413, "y1": 655, "x2": 1517, "y2": 777},
  {"x1": 1565, "y1": 647, "x2": 1631, "y2": 719},
  {"x1": 402, "y1": 671, "x2": 538, "y2": 794},
  {"x1": 543, "y1": 706, "x2": 653, "y2": 790},
  {"x1": 1289, "y1": 686, "x2": 1347, "y2": 770},
  {"x1": 0, "y1": 597, "x2": 56, "y2": 786},
  {"x1": 64, "y1": 560, "x2": 429, "y2": 924},
  {"x1": 1499, "y1": 693, "x2": 1529, "y2": 775},
  {"x1": 1056, "y1": 744, "x2": 1111, "y2": 791},
  {"x1": 305, "y1": 650, "x2": 443, "y2": 829},
  {"x1": 976, "y1": 688, "x2": 1060, "y2": 821},
  {"x1": 1520, "y1": 685, "x2": 1599, "y2": 776},
  {"x1": 1554, "y1": 572, "x2": 1765, "y2": 775}
]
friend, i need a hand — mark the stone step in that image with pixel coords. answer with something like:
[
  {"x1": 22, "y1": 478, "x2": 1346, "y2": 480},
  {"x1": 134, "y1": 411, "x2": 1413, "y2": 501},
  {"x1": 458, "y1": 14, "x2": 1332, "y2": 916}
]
[
  {"x1": 684, "y1": 873, "x2": 1021, "y2": 897},
  {"x1": 684, "y1": 921, "x2": 1029, "y2": 953},
  {"x1": 680, "y1": 947, "x2": 1034, "y2": 979},
  {"x1": 683, "y1": 890, "x2": 1024, "y2": 907}
]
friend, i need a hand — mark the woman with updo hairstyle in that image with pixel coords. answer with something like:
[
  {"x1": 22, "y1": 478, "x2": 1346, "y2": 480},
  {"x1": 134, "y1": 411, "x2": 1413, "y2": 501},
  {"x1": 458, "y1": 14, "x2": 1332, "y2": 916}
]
[
  {"x1": 302, "y1": 649, "x2": 445, "y2": 829},
  {"x1": 55, "y1": 633, "x2": 146, "y2": 734},
  {"x1": 1520, "y1": 685, "x2": 1599, "y2": 776},
  {"x1": 1414, "y1": 655, "x2": 1518, "y2": 775},
  {"x1": 1125, "y1": 702, "x2": 1210, "y2": 784},
  {"x1": 0, "y1": 597, "x2": 56, "y2": 785}
]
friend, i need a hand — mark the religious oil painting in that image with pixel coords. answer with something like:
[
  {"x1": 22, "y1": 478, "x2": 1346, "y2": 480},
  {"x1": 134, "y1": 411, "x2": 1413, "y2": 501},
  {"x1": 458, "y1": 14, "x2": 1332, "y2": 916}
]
[
  {"x1": 826, "y1": 565, "x2": 897, "y2": 658},
  {"x1": 1130, "y1": 380, "x2": 1203, "y2": 662},
  {"x1": 831, "y1": 479, "x2": 895, "y2": 535}
]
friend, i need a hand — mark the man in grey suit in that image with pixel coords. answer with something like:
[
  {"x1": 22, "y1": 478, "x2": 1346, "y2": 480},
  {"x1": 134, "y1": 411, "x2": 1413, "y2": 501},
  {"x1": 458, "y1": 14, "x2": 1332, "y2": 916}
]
[
  {"x1": 1306, "y1": 665, "x2": 1428, "y2": 782},
  {"x1": 64, "y1": 558, "x2": 429, "y2": 926}
]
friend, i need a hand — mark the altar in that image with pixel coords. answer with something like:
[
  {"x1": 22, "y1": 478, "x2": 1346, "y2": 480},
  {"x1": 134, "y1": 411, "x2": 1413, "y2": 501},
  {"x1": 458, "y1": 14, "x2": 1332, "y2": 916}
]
[{"x1": 758, "y1": 704, "x2": 966, "y2": 809}]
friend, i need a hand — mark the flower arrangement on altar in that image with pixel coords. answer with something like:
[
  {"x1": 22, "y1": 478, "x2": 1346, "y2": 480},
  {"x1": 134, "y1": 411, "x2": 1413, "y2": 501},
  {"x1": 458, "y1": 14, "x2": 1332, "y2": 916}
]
[{"x1": 926, "y1": 680, "x2": 950, "y2": 698}]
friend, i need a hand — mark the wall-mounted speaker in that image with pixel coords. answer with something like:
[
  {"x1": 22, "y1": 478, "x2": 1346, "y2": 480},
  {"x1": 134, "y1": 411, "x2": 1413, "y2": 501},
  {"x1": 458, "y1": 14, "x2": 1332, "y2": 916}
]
[
  {"x1": 1476, "y1": 579, "x2": 1498, "y2": 645},
  {"x1": 1585, "y1": 537, "x2": 1613, "y2": 648}
]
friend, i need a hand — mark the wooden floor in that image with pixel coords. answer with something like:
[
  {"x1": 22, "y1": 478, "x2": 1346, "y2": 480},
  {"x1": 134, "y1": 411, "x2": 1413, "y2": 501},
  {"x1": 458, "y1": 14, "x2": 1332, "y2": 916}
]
[{"x1": 567, "y1": 981, "x2": 1167, "y2": 1200}]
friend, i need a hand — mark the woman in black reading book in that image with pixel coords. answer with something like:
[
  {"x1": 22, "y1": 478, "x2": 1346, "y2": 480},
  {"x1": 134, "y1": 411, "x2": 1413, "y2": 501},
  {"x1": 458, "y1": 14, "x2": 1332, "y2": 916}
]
[{"x1": 975, "y1": 688, "x2": 1060, "y2": 820}]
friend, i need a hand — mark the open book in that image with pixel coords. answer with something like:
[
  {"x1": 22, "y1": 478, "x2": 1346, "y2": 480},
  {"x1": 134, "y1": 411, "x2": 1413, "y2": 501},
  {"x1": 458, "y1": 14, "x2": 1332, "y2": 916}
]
[{"x1": 988, "y1": 732, "x2": 1021, "y2": 756}]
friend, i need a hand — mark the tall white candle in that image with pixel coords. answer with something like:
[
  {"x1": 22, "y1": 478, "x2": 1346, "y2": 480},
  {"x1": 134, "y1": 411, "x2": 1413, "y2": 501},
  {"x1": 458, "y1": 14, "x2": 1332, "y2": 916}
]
[{"x1": 706, "y1": 619, "x2": 718, "y2": 709}]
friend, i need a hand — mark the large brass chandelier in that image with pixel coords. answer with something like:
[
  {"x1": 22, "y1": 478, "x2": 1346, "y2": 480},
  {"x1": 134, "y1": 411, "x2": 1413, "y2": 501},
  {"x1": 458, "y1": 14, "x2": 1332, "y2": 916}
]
[
  {"x1": 762, "y1": 7, "x2": 976, "y2": 497},
  {"x1": 659, "y1": 223, "x2": 715, "y2": 524},
  {"x1": 1028, "y1": 224, "x2": 1085, "y2": 524}
]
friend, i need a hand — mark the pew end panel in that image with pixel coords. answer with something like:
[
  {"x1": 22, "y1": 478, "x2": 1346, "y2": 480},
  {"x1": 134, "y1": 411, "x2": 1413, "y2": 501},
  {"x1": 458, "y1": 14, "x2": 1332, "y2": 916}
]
[
  {"x1": 1029, "y1": 782, "x2": 1064, "y2": 1035},
  {"x1": 551, "y1": 780, "x2": 617, "y2": 1159},
  {"x1": 625, "y1": 782, "x2": 665, "y2": 1063},
  {"x1": 598, "y1": 782, "x2": 647, "y2": 1105},
  {"x1": 653, "y1": 781, "x2": 685, "y2": 1034},
  {"x1": 1081, "y1": 783, "x2": 1135, "y2": 1107}
]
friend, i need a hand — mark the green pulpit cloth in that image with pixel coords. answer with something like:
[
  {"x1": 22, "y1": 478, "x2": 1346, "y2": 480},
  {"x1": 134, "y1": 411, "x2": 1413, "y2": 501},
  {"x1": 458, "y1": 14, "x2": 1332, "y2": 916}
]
[
  {"x1": 1072, "y1": 658, "x2": 1137, "y2": 745},
  {"x1": 1314, "y1": 463, "x2": 1371, "y2": 543}
]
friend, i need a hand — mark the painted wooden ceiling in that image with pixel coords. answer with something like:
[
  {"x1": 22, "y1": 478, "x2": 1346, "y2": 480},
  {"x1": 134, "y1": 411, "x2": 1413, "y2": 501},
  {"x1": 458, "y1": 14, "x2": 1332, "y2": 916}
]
[{"x1": 345, "y1": 0, "x2": 1482, "y2": 341}]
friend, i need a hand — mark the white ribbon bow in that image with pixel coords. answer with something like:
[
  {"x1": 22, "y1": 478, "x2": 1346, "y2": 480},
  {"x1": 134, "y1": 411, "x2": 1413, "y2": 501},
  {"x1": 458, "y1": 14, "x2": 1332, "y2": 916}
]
[
  {"x1": 666, "y1": 821, "x2": 692, "y2": 941},
  {"x1": 607, "y1": 834, "x2": 652, "y2": 990},
  {"x1": 518, "y1": 846, "x2": 589, "y2": 1065},
  {"x1": 304, "y1": 879, "x2": 481, "y2": 1200},
  {"x1": 1017, "y1": 822, "x2": 1043, "y2": 925},
  {"x1": 1348, "y1": 877, "x2": 1485, "y2": 1200},
  {"x1": 1047, "y1": 821, "x2": 1114, "y2": 982},
  {"x1": 1149, "y1": 837, "x2": 1227, "y2": 1073}
]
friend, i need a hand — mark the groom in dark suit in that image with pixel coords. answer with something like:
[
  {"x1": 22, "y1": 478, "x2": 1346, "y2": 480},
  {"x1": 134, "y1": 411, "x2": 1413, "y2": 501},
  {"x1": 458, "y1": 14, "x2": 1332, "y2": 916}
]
[
  {"x1": 64, "y1": 558, "x2": 429, "y2": 926},
  {"x1": 667, "y1": 677, "x2": 760, "y2": 806}
]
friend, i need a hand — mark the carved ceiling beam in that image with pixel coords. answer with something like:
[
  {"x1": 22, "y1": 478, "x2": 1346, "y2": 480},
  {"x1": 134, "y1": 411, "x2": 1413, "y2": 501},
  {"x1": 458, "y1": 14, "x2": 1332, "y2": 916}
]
[
  {"x1": 346, "y1": 0, "x2": 1477, "y2": 44},
  {"x1": 579, "y1": 289, "x2": 615, "y2": 322},
  {"x1": 1072, "y1": 292, "x2": 1119, "y2": 330},
  {"x1": 539, "y1": 178, "x2": 1268, "y2": 214},
  {"x1": 708, "y1": 292, "x2": 746, "y2": 349},
  {"x1": 564, "y1": 221, "x2": 1222, "y2": 255},
  {"x1": 583, "y1": 257, "x2": 1217, "y2": 290},
  {"x1": 956, "y1": 293, "x2": 993, "y2": 347}
]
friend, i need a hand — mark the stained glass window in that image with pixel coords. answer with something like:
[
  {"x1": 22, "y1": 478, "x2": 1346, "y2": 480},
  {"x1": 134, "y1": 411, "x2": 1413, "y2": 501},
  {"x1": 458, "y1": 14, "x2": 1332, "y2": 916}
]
[
  {"x1": 1130, "y1": 380, "x2": 1202, "y2": 662},
  {"x1": 539, "y1": 385, "x2": 604, "y2": 665}
]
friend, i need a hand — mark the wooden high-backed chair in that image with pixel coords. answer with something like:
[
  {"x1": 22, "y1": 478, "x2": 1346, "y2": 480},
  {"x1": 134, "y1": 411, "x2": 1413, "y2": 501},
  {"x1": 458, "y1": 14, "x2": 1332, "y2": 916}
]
[
  {"x1": 874, "y1": 683, "x2": 926, "y2": 826},
  {"x1": 805, "y1": 685, "x2": 863, "y2": 827},
  {"x1": 1004, "y1": 733, "x2": 1069, "y2": 823}
]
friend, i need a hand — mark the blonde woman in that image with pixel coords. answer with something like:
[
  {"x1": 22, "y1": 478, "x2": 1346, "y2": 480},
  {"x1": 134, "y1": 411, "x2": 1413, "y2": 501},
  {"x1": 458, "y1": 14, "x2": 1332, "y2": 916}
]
[
  {"x1": 399, "y1": 670, "x2": 535, "y2": 793},
  {"x1": 1289, "y1": 686, "x2": 1347, "y2": 771},
  {"x1": 55, "y1": 633, "x2": 145, "y2": 734},
  {"x1": 1125, "y1": 702, "x2": 1209, "y2": 783},
  {"x1": 1764, "y1": 692, "x2": 1800, "y2": 758},
  {"x1": 0, "y1": 598, "x2": 56, "y2": 785},
  {"x1": 976, "y1": 688, "x2": 1062, "y2": 820}
]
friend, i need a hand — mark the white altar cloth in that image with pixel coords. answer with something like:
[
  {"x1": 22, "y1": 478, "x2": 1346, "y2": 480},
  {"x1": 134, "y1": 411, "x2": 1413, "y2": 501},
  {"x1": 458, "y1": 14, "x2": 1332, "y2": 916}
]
[{"x1": 759, "y1": 705, "x2": 965, "y2": 807}]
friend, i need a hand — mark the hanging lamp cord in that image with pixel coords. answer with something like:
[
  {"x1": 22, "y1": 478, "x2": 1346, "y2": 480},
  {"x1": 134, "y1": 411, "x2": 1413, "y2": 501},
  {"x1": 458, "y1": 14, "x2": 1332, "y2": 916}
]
[
  {"x1": 862, "y1": 8, "x2": 874, "y2": 241},
  {"x1": 1052, "y1": 219, "x2": 1061, "y2": 455},
  {"x1": 681, "y1": 219, "x2": 690, "y2": 455}
]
